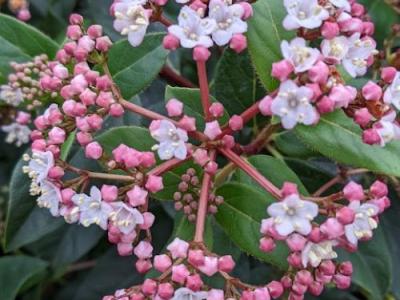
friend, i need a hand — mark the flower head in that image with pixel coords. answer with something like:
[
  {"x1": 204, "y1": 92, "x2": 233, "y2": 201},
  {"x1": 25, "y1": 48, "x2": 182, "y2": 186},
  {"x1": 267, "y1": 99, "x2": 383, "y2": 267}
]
[
  {"x1": 271, "y1": 80, "x2": 318, "y2": 129},
  {"x1": 37, "y1": 180, "x2": 62, "y2": 217},
  {"x1": 267, "y1": 193, "x2": 318, "y2": 236},
  {"x1": 168, "y1": 6, "x2": 217, "y2": 48},
  {"x1": 23, "y1": 151, "x2": 54, "y2": 187},
  {"x1": 172, "y1": 288, "x2": 208, "y2": 300},
  {"x1": 151, "y1": 120, "x2": 188, "y2": 160},
  {"x1": 383, "y1": 72, "x2": 400, "y2": 110},
  {"x1": 283, "y1": 0, "x2": 329, "y2": 30},
  {"x1": 301, "y1": 241, "x2": 338, "y2": 268},
  {"x1": 329, "y1": 0, "x2": 351, "y2": 11},
  {"x1": 109, "y1": 201, "x2": 144, "y2": 234},
  {"x1": 321, "y1": 36, "x2": 350, "y2": 63},
  {"x1": 0, "y1": 85, "x2": 24, "y2": 106},
  {"x1": 281, "y1": 38, "x2": 320, "y2": 73},
  {"x1": 2, "y1": 123, "x2": 31, "y2": 147}
]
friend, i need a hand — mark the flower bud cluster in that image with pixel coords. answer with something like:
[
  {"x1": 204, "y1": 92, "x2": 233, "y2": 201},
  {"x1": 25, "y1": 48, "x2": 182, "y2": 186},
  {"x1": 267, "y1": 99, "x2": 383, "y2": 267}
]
[{"x1": 4, "y1": 0, "x2": 31, "y2": 21}]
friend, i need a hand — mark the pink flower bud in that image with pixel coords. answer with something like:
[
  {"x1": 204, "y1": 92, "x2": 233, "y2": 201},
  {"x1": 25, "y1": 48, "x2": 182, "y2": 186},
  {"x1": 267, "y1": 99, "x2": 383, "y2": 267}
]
[
  {"x1": 222, "y1": 135, "x2": 235, "y2": 148},
  {"x1": 319, "y1": 260, "x2": 336, "y2": 276},
  {"x1": 145, "y1": 175, "x2": 164, "y2": 193},
  {"x1": 336, "y1": 206, "x2": 355, "y2": 225},
  {"x1": 96, "y1": 75, "x2": 112, "y2": 91},
  {"x1": 271, "y1": 59, "x2": 294, "y2": 81},
  {"x1": 56, "y1": 49, "x2": 70, "y2": 64},
  {"x1": 306, "y1": 83, "x2": 322, "y2": 100},
  {"x1": 338, "y1": 261, "x2": 353, "y2": 276},
  {"x1": 259, "y1": 237, "x2": 276, "y2": 252},
  {"x1": 79, "y1": 89, "x2": 97, "y2": 106},
  {"x1": 134, "y1": 241, "x2": 153, "y2": 259},
  {"x1": 370, "y1": 180, "x2": 388, "y2": 198},
  {"x1": 254, "y1": 288, "x2": 271, "y2": 300},
  {"x1": 140, "y1": 212, "x2": 155, "y2": 230},
  {"x1": 343, "y1": 181, "x2": 364, "y2": 201},
  {"x1": 281, "y1": 275, "x2": 292, "y2": 289},
  {"x1": 166, "y1": 98, "x2": 184, "y2": 117},
  {"x1": 291, "y1": 282, "x2": 307, "y2": 296},
  {"x1": 48, "y1": 166, "x2": 65, "y2": 179},
  {"x1": 167, "y1": 238, "x2": 189, "y2": 259},
  {"x1": 198, "y1": 256, "x2": 218, "y2": 276},
  {"x1": 76, "y1": 117, "x2": 90, "y2": 132},
  {"x1": 179, "y1": 115, "x2": 197, "y2": 131},
  {"x1": 229, "y1": 115, "x2": 244, "y2": 131},
  {"x1": 141, "y1": 279, "x2": 157, "y2": 296},
  {"x1": 295, "y1": 270, "x2": 313, "y2": 286},
  {"x1": 109, "y1": 103, "x2": 124, "y2": 117},
  {"x1": 85, "y1": 142, "x2": 103, "y2": 159},
  {"x1": 117, "y1": 242, "x2": 133, "y2": 256},
  {"x1": 333, "y1": 274, "x2": 351, "y2": 289},
  {"x1": 74, "y1": 47, "x2": 88, "y2": 61},
  {"x1": 71, "y1": 74, "x2": 88, "y2": 93},
  {"x1": 190, "y1": 0, "x2": 207, "y2": 11},
  {"x1": 60, "y1": 85, "x2": 74, "y2": 100},
  {"x1": 286, "y1": 233, "x2": 307, "y2": 252},
  {"x1": 153, "y1": 0, "x2": 168, "y2": 5},
  {"x1": 87, "y1": 25, "x2": 103, "y2": 39},
  {"x1": 362, "y1": 128, "x2": 381, "y2": 145},
  {"x1": 96, "y1": 36, "x2": 113, "y2": 52},
  {"x1": 340, "y1": 17, "x2": 363, "y2": 34},
  {"x1": 171, "y1": 264, "x2": 190, "y2": 284},
  {"x1": 17, "y1": 9, "x2": 31, "y2": 21},
  {"x1": 207, "y1": 289, "x2": 224, "y2": 300},
  {"x1": 67, "y1": 25, "x2": 82, "y2": 40},
  {"x1": 204, "y1": 121, "x2": 222, "y2": 140},
  {"x1": 308, "y1": 227, "x2": 322, "y2": 243},
  {"x1": 308, "y1": 281, "x2": 324, "y2": 296},
  {"x1": 69, "y1": 14, "x2": 83, "y2": 25},
  {"x1": 78, "y1": 36, "x2": 95, "y2": 52},
  {"x1": 48, "y1": 127, "x2": 66, "y2": 144},
  {"x1": 96, "y1": 91, "x2": 115, "y2": 108},
  {"x1": 32, "y1": 139, "x2": 46, "y2": 151},
  {"x1": 281, "y1": 182, "x2": 298, "y2": 197},
  {"x1": 87, "y1": 114, "x2": 103, "y2": 131},
  {"x1": 354, "y1": 108, "x2": 372, "y2": 127},
  {"x1": 61, "y1": 188, "x2": 75, "y2": 205},
  {"x1": 64, "y1": 42, "x2": 77, "y2": 55},
  {"x1": 135, "y1": 259, "x2": 152, "y2": 274},
  {"x1": 362, "y1": 81, "x2": 382, "y2": 101},
  {"x1": 363, "y1": 21, "x2": 375, "y2": 36},
  {"x1": 193, "y1": 46, "x2": 211, "y2": 61},
  {"x1": 101, "y1": 184, "x2": 118, "y2": 202},
  {"x1": 158, "y1": 283, "x2": 174, "y2": 299},
  {"x1": 218, "y1": 255, "x2": 235, "y2": 273},
  {"x1": 320, "y1": 218, "x2": 344, "y2": 239},
  {"x1": 329, "y1": 85, "x2": 356, "y2": 108},
  {"x1": 188, "y1": 249, "x2": 205, "y2": 267},
  {"x1": 53, "y1": 64, "x2": 69, "y2": 79},
  {"x1": 47, "y1": 145, "x2": 61, "y2": 158},
  {"x1": 186, "y1": 274, "x2": 203, "y2": 291},
  {"x1": 163, "y1": 34, "x2": 180, "y2": 50},
  {"x1": 267, "y1": 281, "x2": 284, "y2": 299},
  {"x1": 127, "y1": 186, "x2": 148, "y2": 207},
  {"x1": 209, "y1": 102, "x2": 225, "y2": 118},
  {"x1": 74, "y1": 61, "x2": 90, "y2": 75},
  {"x1": 241, "y1": 291, "x2": 255, "y2": 300},
  {"x1": 154, "y1": 254, "x2": 172, "y2": 272},
  {"x1": 140, "y1": 152, "x2": 156, "y2": 168},
  {"x1": 287, "y1": 252, "x2": 302, "y2": 268},
  {"x1": 85, "y1": 70, "x2": 100, "y2": 84},
  {"x1": 259, "y1": 95, "x2": 273, "y2": 116},
  {"x1": 205, "y1": 161, "x2": 218, "y2": 175},
  {"x1": 239, "y1": 2, "x2": 253, "y2": 19},
  {"x1": 193, "y1": 148, "x2": 209, "y2": 166},
  {"x1": 316, "y1": 269, "x2": 333, "y2": 283},
  {"x1": 351, "y1": 2, "x2": 365, "y2": 16},
  {"x1": 16, "y1": 111, "x2": 31, "y2": 125},
  {"x1": 308, "y1": 61, "x2": 329, "y2": 84},
  {"x1": 230, "y1": 34, "x2": 247, "y2": 53},
  {"x1": 321, "y1": 21, "x2": 340, "y2": 39},
  {"x1": 381, "y1": 67, "x2": 397, "y2": 84}
]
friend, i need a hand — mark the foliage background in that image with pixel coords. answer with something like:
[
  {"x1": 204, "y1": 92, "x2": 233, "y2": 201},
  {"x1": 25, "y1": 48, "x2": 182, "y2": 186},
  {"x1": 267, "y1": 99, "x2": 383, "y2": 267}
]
[{"x1": 0, "y1": 0, "x2": 399, "y2": 300}]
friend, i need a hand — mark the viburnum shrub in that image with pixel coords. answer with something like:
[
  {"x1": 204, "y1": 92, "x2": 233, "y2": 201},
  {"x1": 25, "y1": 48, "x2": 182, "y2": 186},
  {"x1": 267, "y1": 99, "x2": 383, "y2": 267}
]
[{"x1": 1, "y1": 0, "x2": 400, "y2": 299}]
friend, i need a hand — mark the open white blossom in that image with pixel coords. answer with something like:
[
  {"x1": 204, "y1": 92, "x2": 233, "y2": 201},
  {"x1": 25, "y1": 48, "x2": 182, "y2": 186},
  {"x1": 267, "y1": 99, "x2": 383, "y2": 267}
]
[
  {"x1": 168, "y1": 6, "x2": 217, "y2": 48},
  {"x1": 301, "y1": 241, "x2": 338, "y2": 268},
  {"x1": 321, "y1": 36, "x2": 350, "y2": 63},
  {"x1": 151, "y1": 120, "x2": 188, "y2": 160},
  {"x1": 109, "y1": 201, "x2": 144, "y2": 234},
  {"x1": 383, "y1": 72, "x2": 400, "y2": 110},
  {"x1": 2, "y1": 123, "x2": 31, "y2": 147},
  {"x1": 37, "y1": 180, "x2": 62, "y2": 217},
  {"x1": 283, "y1": 0, "x2": 329, "y2": 30},
  {"x1": 113, "y1": 0, "x2": 150, "y2": 47},
  {"x1": 342, "y1": 33, "x2": 377, "y2": 78},
  {"x1": 267, "y1": 193, "x2": 318, "y2": 236},
  {"x1": 23, "y1": 151, "x2": 54, "y2": 192},
  {"x1": 281, "y1": 38, "x2": 320, "y2": 72},
  {"x1": 172, "y1": 288, "x2": 208, "y2": 300},
  {"x1": 329, "y1": 0, "x2": 351, "y2": 11},
  {"x1": 271, "y1": 80, "x2": 318, "y2": 129},
  {"x1": 372, "y1": 112, "x2": 400, "y2": 146},
  {"x1": 208, "y1": 0, "x2": 247, "y2": 46},
  {"x1": 0, "y1": 85, "x2": 23, "y2": 106},
  {"x1": 345, "y1": 201, "x2": 379, "y2": 246},
  {"x1": 72, "y1": 186, "x2": 112, "y2": 230}
]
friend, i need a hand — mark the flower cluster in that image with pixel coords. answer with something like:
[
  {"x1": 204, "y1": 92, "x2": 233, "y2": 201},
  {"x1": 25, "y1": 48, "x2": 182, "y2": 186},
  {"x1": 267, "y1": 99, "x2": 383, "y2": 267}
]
[
  {"x1": 259, "y1": 180, "x2": 390, "y2": 298},
  {"x1": 0, "y1": 55, "x2": 55, "y2": 146},
  {"x1": 1, "y1": 0, "x2": 31, "y2": 21},
  {"x1": 259, "y1": 0, "x2": 379, "y2": 132}
]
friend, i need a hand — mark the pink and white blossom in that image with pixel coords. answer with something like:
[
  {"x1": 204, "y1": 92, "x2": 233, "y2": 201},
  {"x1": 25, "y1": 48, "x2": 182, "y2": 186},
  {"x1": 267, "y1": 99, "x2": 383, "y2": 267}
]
[
  {"x1": 172, "y1": 288, "x2": 208, "y2": 300},
  {"x1": 0, "y1": 85, "x2": 24, "y2": 106},
  {"x1": 383, "y1": 72, "x2": 400, "y2": 110},
  {"x1": 109, "y1": 201, "x2": 144, "y2": 234},
  {"x1": 281, "y1": 38, "x2": 320, "y2": 72},
  {"x1": 301, "y1": 241, "x2": 338, "y2": 268},
  {"x1": 283, "y1": 0, "x2": 329, "y2": 30},
  {"x1": 1, "y1": 123, "x2": 31, "y2": 147},
  {"x1": 36, "y1": 180, "x2": 62, "y2": 217}
]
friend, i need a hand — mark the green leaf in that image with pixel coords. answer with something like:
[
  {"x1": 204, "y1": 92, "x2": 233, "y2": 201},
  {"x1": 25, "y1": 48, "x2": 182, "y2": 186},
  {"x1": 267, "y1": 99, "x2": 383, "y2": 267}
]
[
  {"x1": 338, "y1": 227, "x2": 392, "y2": 300},
  {"x1": 108, "y1": 33, "x2": 169, "y2": 99},
  {"x1": 0, "y1": 13, "x2": 59, "y2": 83},
  {"x1": 165, "y1": 86, "x2": 229, "y2": 131},
  {"x1": 0, "y1": 255, "x2": 48, "y2": 300},
  {"x1": 60, "y1": 130, "x2": 76, "y2": 161},
  {"x1": 3, "y1": 158, "x2": 64, "y2": 251},
  {"x1": 246, "y1": 0, "x2": 295, "y2": 91},
  {"x1": 214, "y1": 49, "x2": 265, "y2": 115},
  {"x1": 274, "y1": 131, "x2": 317, "y2": 159},
  {"x1": 294, "y1": 110, "x2": 400, "y2": 177},
  {"x1": 215, "y1": 182, "x2": 288, "y2": 269}
]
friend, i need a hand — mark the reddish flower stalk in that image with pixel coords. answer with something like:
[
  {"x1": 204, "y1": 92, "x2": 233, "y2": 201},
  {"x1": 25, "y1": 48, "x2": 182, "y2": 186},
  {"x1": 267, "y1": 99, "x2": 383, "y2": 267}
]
[
  {"x1": 148, "y1": 157, "x2": 190, "y2": 176},
  {"x1": 219, "y1": 147, "x2": 282, "y2": 199},
  {"x1": 160, "y1": 65, "x2": 197, "y2": 88},
  {"x1": 194, "y1": 150, "x2": 216, "y2": 242},
  {"x1": 196, "y1": 60, "x2": 212, "y2": 121}
]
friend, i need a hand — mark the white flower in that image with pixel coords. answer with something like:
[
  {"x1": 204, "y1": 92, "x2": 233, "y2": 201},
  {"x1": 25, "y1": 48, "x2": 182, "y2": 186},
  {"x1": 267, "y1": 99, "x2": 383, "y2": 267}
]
[
  {"x1": 321, "y1": 36, "x2": 349, "y2": 63},
  {"x1": 37, "y1": 180, "x2": 61, "y2": 217},
  {"x1": 208, "y1": 0, "x2": 247, "y2": 46},
  {"x1": 329, "y1": 0, "x2": 351, "y2": 11},
  {"x1": 383, "y1": 72, "x2": 400, "y2": 110},
  {"x1": 372, "y1": 112, "x2": 400, "y2": 146},
  {"x1": 172, "y1": 288, "x2": 208, "y2": 300},
  {"x1": 0, "y1": 85, "x2": 23, "y2": 106},
  {"x1": 113, "y1": 1, "x2": 150, "y2": 47},
  {"x1": 168, "y1": 6, "x2": 217, "y2": 48},
  {"x1": 267, "y1": 193, "x2": 318, "y2": 236},
  {"x1": 23, "y1": 151, "x2": 54, "y2": 192},
  {"x1": 271, "y1": 80, "x2": 318, "y2": 129},
  {"x1": 281, "y1": 38, "x2": 320, "y2": 73},
  {"x1": 342, "y1": 33, "x2": 377, "y2": 78},
  {"x1": 151, "y1": 120, "x2": 188, "y2": 160},
  {"x1": 109, "y1": 201, "x2": 144, "y2": 234},
  {"x1": 1, "y1": 123, "x2": 31, "y2": 147},
  {"x1": 345, "y1": 201, "x2": 379, "y2": 246},
  {"x1": 72, "y1": 186, "x2": 112, "y2": 230},
  {"x1": 301, "y1": 241, "x2": 338, "y2": 268},
  {"x1": 283, "y1": 0, "x2": 329, "y2": 30}
]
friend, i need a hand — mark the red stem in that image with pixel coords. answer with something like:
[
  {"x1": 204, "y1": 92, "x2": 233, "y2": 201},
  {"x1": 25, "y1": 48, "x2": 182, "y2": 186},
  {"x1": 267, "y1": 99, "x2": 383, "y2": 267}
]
[
  {"x1": 218, "y1": 147, "x2": 282, "y2": 199},
  {"x1": 148, "y1": 157, "x2": 190, "y2": 176},
  {"x1": 196, "y1": 60, "x2": 212, "y2": 121},
  {"x1": 160, "y1": 66, "x2": 197, "y2": 88},
  {"x1": 194, "y1": 150, "x2": 216, "y2": 242}
]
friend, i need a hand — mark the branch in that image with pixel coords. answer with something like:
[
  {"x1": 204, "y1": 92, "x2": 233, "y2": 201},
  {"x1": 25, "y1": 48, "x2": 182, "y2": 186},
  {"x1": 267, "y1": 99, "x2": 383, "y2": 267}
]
[
  {"x1": 148, "y1": 157, "x2": 190, "y2": 176},
  {"x1": 196, "y1": 60, "x2": 212, "y2": 121},
  {"x1": 160, "y1": 65, "x2": 197, "y2": 88}
]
